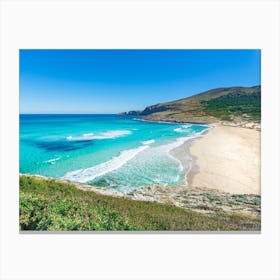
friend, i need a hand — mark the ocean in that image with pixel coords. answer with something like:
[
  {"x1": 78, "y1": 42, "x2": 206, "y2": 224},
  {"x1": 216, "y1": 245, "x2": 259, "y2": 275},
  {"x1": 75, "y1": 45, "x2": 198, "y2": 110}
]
[{"x1": 20, "y1": 114, "x2": 209, "y2": 192}]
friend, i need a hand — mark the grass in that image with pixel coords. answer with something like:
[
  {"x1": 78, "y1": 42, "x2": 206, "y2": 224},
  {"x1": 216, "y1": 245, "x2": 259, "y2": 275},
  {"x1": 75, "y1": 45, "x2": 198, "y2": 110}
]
[{"x1": 19, "y1": 175, "x2": 261, "y2": 231}]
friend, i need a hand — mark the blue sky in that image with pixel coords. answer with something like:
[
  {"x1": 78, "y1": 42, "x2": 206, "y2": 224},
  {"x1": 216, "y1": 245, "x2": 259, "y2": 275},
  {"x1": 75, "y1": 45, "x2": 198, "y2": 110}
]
[{"x1": 20, "y1": 49, "x2": 260, "y2": 114}]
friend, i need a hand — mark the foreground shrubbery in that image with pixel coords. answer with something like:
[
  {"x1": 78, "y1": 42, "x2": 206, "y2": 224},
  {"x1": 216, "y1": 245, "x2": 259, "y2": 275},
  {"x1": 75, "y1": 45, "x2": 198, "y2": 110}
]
[{"x1": 19, "y1": 175, "x2": 260, "y2": 231}]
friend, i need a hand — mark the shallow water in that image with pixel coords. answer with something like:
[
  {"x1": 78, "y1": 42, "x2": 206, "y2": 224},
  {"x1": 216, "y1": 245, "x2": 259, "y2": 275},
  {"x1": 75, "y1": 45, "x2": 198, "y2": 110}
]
[{"x1": 20, "y1": 114, "x2": 208, "y2": 192}]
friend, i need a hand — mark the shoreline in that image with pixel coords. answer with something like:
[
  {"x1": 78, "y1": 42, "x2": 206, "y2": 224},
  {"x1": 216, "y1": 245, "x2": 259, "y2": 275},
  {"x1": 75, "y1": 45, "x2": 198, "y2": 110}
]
[
  {"x1": 136, "y1": 116, "x2": 261, "y2": 194},
  {"x1": 185, "y1": 128, "x2": 212, "y2": 185},
  {"x1": 135, "y1": 116, "x2": 209, "y2": 126},
  {"x1": 169, "y1": 125, "x2": 212, "y2": 186},
  {"x1": 19, "y1": 119, "x2": 261, "y2": 216},
  {"x1": 20, "y1": 120, "x2": 260, "y2": 196}
]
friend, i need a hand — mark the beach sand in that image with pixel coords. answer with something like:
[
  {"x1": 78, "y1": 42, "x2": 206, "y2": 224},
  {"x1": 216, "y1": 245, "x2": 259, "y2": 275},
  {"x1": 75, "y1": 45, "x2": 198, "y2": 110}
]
[{"x1": 188, "y1": 125, "x2": 261, "y2": 195}]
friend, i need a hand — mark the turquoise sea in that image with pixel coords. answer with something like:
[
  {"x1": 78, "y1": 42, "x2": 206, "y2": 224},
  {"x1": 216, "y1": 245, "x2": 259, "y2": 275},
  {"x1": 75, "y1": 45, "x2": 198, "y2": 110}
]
[{"x1": 20, "y1": 114, "x2": 209, "y2": 192}]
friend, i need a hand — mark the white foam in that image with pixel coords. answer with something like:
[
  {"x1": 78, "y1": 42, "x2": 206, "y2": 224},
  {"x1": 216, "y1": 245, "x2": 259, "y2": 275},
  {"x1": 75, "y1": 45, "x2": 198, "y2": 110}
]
[
  {"x1": 174, "y1": 124, "x2": 193, "y2": 133},
  {"x1": 63, "y1": 126, "x2": 210, "y2": 185},
  {"x1": 141, "y1": 139, "x2": 155, "y2": 145},
  {"x1": 174, "y1": 127, "x2": 183, "y2": 133},
  {"x1": 83, "y1": 133, "x2": 94, "y2": 137},
  {"x1": 66, "y1": 130, "x2": 131, "y2": 141},
  {"x1": 62, "y1": 145, "x2": 149, "y2": 183},
  {"x1": 136, "y1": 118, "x2": 176, "y2": 124},
  {"x1": 158, "y1": 127, "x2": 210, "y2": 177},
  {"x1": 44, "y1": 157, "x2": 61, "y2": 164},
  {"x1": 160, "y1": 136, "x2": 191, "y2": 152}
]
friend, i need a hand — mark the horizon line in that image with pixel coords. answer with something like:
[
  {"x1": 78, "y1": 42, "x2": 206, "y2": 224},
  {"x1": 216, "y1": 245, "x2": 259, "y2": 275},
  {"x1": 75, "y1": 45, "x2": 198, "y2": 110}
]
[
  {"x1": 19, "y1": 113, "x2": 122, "y2": 115},
  {"x1": 20, "y1": 84, "x2": 261, "y2": 115}
]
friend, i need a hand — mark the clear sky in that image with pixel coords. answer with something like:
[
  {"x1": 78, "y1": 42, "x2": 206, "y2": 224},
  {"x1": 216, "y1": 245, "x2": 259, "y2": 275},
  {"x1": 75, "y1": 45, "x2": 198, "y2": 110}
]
[{"x1": 20, "y1": 49, "x2": 260, "y2": 114}]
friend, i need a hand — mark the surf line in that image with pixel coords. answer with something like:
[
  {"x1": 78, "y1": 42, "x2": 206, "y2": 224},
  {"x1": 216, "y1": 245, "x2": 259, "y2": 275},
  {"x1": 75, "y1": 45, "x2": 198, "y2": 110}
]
[{"x1": 63, "y1": 145, "x2": 149, "y2": 183}]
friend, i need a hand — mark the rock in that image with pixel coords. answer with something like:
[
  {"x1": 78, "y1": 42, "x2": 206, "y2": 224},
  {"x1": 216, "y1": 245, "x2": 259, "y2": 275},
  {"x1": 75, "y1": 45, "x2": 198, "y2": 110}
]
[{"x1": 129, "y1": 185, "x2": 261, "y2": 217}]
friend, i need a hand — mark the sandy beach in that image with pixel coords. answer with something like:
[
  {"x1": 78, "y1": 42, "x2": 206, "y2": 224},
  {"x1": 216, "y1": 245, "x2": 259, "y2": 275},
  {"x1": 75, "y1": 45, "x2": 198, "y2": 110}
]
[{"x1": 189, "y1": 125, "x2": 261, "y2": 195}]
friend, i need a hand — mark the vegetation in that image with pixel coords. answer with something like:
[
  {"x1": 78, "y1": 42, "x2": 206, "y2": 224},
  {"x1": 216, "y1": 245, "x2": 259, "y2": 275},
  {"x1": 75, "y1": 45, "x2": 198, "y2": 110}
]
[
  {"x1": 20, "y1": 175, "x2": 260, "y2": 231},
  {"x1": 201, "y1": 89, "x2": 261, "y2": 121},
  {"x1": 132, "y1": 86, "x2": 261, "y2": 124}
]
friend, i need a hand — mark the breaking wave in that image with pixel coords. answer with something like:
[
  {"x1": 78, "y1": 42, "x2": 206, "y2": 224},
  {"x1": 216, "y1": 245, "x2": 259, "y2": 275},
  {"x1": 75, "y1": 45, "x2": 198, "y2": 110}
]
[
  {"x1": 62, "y1": 145, "x2": 149, "y2": 183},
  {"x1": 66, "y1": 130, "x2": 131, "y2": 141},
  {"x1": 141, "y1": 139, "x2": 155, "y2": 145},
  {"x1": 43, "y1": 157, "x2": 61, "y2": 164}
]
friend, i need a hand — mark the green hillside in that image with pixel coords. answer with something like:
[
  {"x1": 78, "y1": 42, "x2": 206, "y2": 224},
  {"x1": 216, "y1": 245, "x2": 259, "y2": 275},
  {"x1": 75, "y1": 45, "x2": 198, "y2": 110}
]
[
  {"x1": 136, "y1": 86, "x2": 261, "y2": 123},
  {"x1": 20, "y1": 175, "x2": 260, "y2": 231},
  {"x1": 201, "y1": 87, "x2": 260, "y2": 121}
]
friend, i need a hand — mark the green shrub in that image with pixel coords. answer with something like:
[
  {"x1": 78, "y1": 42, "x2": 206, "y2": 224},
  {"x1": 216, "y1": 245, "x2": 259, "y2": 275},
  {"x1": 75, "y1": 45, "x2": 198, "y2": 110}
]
[
  {"x1": 201, "y1": 90, "x2": 261, "y2": 121},
  {"x1": 19, "y1": 176, "x2": 260, "y2": 231}
]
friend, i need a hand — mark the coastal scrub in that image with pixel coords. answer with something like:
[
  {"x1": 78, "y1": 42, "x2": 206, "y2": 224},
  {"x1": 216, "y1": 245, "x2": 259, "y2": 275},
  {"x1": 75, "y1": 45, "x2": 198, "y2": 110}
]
[{"x1": 20, "y1": 175, "x2": 260, "y2": 231}]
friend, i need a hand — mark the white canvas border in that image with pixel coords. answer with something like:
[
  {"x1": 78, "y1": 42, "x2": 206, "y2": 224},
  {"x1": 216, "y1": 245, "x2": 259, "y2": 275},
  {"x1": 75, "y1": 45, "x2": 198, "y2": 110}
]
[{"x1": 0, "y1": 0, "x2": 280, "y2": 279}]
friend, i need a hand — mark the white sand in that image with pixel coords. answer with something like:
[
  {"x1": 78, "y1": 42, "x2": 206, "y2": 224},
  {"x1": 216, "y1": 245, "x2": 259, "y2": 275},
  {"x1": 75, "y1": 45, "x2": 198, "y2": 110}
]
[{"x1": 189, "y1": 125, "x2": 261, "y2": 195}]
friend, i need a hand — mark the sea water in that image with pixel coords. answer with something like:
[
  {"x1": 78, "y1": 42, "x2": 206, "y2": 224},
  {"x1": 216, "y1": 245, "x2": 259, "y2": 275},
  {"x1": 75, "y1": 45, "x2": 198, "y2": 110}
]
[{"x1": 20, "y1": 114, "x2": 208, "y2": 192}]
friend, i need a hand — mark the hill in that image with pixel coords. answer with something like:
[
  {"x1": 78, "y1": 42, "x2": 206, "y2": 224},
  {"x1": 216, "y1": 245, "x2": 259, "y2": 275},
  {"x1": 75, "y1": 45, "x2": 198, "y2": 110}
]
[
  {"x1": 123, "y1": 86, "x2": 261, "y2": 125},
  {"x1": 20, "y1": 175, "x2": 260, "y2": 231}
]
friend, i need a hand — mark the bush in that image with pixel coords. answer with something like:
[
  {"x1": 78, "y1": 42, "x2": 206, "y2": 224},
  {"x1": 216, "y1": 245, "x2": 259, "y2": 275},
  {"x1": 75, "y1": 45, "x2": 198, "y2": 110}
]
[
  {"x1": 19, "y1": 175, "x2": 261, "y2": 231},
  {"x1": 201, "y1": 90, "x2": 261, "y2": 121}
]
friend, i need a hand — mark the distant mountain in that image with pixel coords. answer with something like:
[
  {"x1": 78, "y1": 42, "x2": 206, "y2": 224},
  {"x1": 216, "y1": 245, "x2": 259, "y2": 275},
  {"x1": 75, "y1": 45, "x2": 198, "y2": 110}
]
[
  {"x1": 121, "y1": 86, "x2": 261, "y2": 124},
  {"x1": 119, "y1": 110, "x2": 142, "y2": 116}
]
